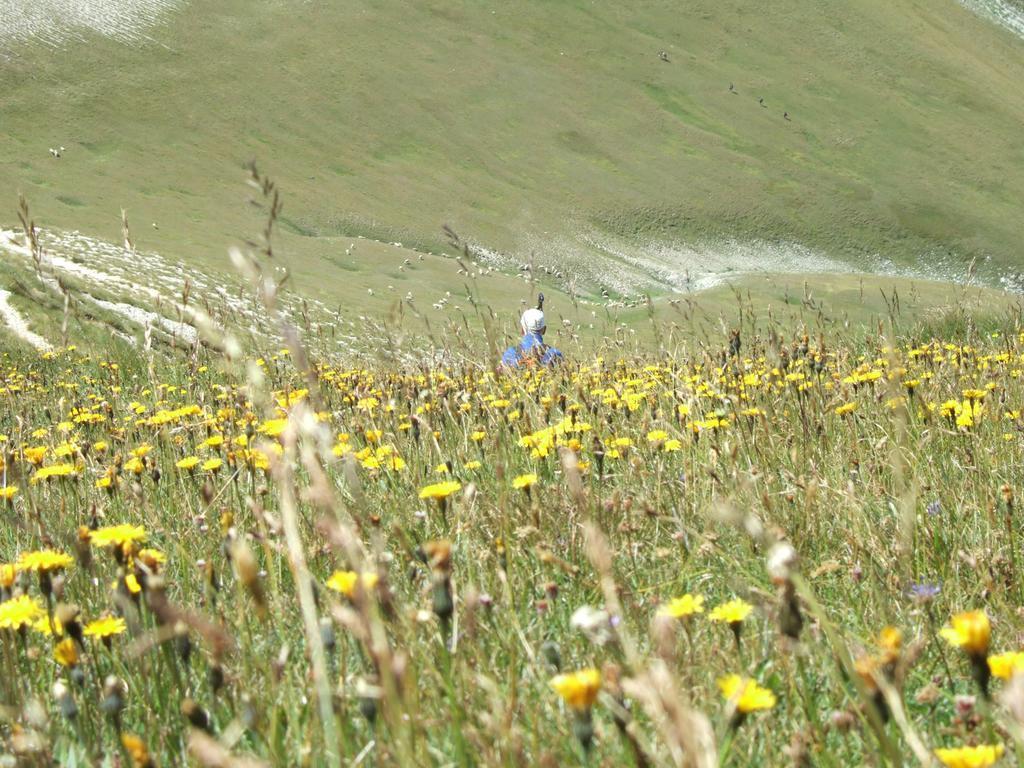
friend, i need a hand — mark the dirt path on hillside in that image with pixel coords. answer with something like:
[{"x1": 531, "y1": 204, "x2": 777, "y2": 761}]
[
  {"x1": 0, "y1": 289, "x2": 52, "y2": 352},
  {"x1": 961, "y1": 0, "x2": 1024, "y2": 39},
  {"x1": 0, "y1": 0, "x2": 182, "y2": 51}
]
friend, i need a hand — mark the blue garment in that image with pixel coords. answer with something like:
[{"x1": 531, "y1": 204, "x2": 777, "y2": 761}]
[{"x1": 501, "y1": 332, "x2": 562, "y2": 368}]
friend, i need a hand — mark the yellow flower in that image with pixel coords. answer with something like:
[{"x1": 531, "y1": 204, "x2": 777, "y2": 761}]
[
  {"x1": 716, "y1": 675, "x2": 778, "y2": 720},
  {"x1": 89, "y1": 524, "x2": 147, "y2": 548},
  {"x1": 32, "y1": 613, "x2": 64, "y2": 636},
  {"x1": 658, "y1": 594, "x2": 705, "y2": 619},
  {"x1": 131, "y1": 444, "x2": 153, "y2": 458},
  {"x1": 471, "y1": 431, "x2": 487, "y2": 442},
  {"x1": 934, "y1": 744, "x2": 1004, "y2": 768},
  {"x1": 83, "y1": 615, "x2": 127, "y2": 639},
  {"x1": 54, "y1": 637, "x2": 79, "y2": 667},
  {"x1": 0, "y1": 594, "x2": 46, "y2": 629},
  {"x1": 988, "y1": 651, "x2": 1024, "y2": 680},
  {"x1": 326, "y1": 570, "x2": 379, "y2": 598},
  {"x1": 717, "y1": 675, "x2": 776, "y2": 713},
  {"x1": 855, "y1": 654, "x2": 883, "y2": 692},
  {"x1": 418, "y1": 481, "x2": 462, "y2": 501},
  {"x1": 115, "y1": 573, "x2": 142, "y2": 595},
  {"x1": 709, "y1": 598, "x2": 754, "y2": 625},
  {"x1": 549, "y1": 668, "x2": 601, "y2": 711},
  {"x1": 138, "y1": 548, "x2": 167, "y2": 567},
  {"x1": 464, "y1": 460, "x2": 482, "y2": 470},
  {"x1": 940, "y1": 611, "x2": 991, "y2": 657},
  {"x1": 258, "y1": 418, "x2": 289, "y2": 437},
  {"x1": 878, "y1": 626, "x2": 902, "y2": 664},
  {"x1": 512, "y1": 473, "x2": 538, "y2": 490},
  {"x1": 0, "y1": 564, "x2": 14, "y2": 589},
  {"x1": 646, "y1": 429, "x2": 669, "y2": 443},
  {"x1": 31, "y1": 463, "x2": 77, "y2": 483},
  {"x1": 835, "y1": 402, "x2": 857, "y2": 416},
  {"x1": 123, "y1": 457, "x2": 145, "y2": 475},
  {"x1": 957, "y1": 399, "x2": 983, "y2": 429},
  {"x1": 16, "y1": 549, "x2": 74, "y2": 573},
  {"x1": 176, "y1": 456, "x2": 200, "y2": 470},
  {"x1": 202, "y1": 458, "x2": 223, "y2": 472},
  {"x1": 24, "y1": 446, "x2": 48, "y2": 465},
  {"x1": 434, "y1": 463, "x2": 450, "y2": 475},
  {"x1": 121, "y1": 734, "x2": 152, "y2": 768},
  {"x1": 0, "y1": 486, "x2": 17, "y2": 501}
]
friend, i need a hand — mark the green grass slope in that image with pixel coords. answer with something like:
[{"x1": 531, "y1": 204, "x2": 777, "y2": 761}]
[{"x1": 2, "y1": 0, "x2": 1024, "y2": 295}]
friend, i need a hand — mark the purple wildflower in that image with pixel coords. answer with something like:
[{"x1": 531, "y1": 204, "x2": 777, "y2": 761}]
[{"x1": 907, "y1": 582, "x2": 941, "y2": 602}]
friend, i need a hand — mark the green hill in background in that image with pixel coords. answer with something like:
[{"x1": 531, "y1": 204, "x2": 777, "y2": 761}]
[{"x1": 1, "y1": 0, "x2": 1023, "y2": 308}]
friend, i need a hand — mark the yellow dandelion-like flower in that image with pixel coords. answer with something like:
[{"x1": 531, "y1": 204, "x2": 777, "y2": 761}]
[
  {"x1": 878, "y1": 626, "x2": 903, "y2": 664},
  {"x1": 658, "y1": 594, "x2": 705, "y2": 619},
  {"x1": 258, "y1": 418, "x2": 288, "y2": 438},
  {"x1": 176, "y1": 456, "x2": 200, "y2": 470},
  {"x1": 83, "y1": 615, "x2": 127, "y2": 639},
  {"x1": 121, "y1": 733, "x2": 152, "y2": 768},
  {"x1": 31, "y1": 463, "x2": 77, "y2": 483},
  {"x1": 0, "y1": 486, "x2": 17, "y2": 501},
  {"x1": 326, "y1": 570, "x2": 379, "y2": 598},
  {"x1": 0, "y1": 564, "x2": 14, "y2": 588},
  {"x1": 988, "y1": 651, "x2": 1024, "y2": 680},
  {"x1": 137, "y1": 548, "x2": 167, "y2": 566},
  {"x1": 549, "y1": 668, "x2": 601, "y2": 711},
  {"x1": 0, "y1": 594, "x2": 46, "y2": 630},
  {"x1": 123, "y1": 457, "x2": 145, "y2": 475},
  {"x1": 709, "y1": 598, "x2": 754, "y2": 625},
  {"x1": 54, "y1": 637, "x2": 79, "y2": 667},
  {"x1": 111, "y1": 573, "x2": 143, "y2": 595},
  {"x1": 16, "y1": 549, "x2": 74, "y2": 573},
  {"x1": 23, "y1": 446, "x2": 48, "y2": 465},
  {"x1": 471, "y1": 431, "x2": 487, "y2": 442},
  {"x1": 940, "y1": 611, "x2": 991, "y2": 657},
  {"x1": 202, "y1": 458, "x2": 223, "y2": 472},
  {"x1": 418, "y1": 480, "x2": 462, "y2": 501},
  {"x1": 717, "y1": 674, "x2": 776, "y2": 713},
  {"x1": 934, "y1": 744, "x2": 1003, "y2": 768},
  {"x1": 646, "y1": 429, "x2": 669, "y2": 443},
  {"x1": 32, "y1": 613, "x2": 64, "y2": 636},
  {"x1": 464, "y1": 460, "x2": 482, "y2": 470},
  {"x1": 89, "y1": 524, "x2": 147, "y2": 548},
  {"x1": 512, "y1": 473, "x2": 538, "y2": 490}
]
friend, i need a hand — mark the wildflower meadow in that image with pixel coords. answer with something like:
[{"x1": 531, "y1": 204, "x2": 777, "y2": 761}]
[{"x1": 4, "y1": 313, "x2": 1024, "y2": 766}]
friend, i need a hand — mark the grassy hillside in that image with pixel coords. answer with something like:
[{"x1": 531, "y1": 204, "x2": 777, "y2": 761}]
[{"x1": 3, "y1": 0, "x2": 1024, "y2": 296}]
